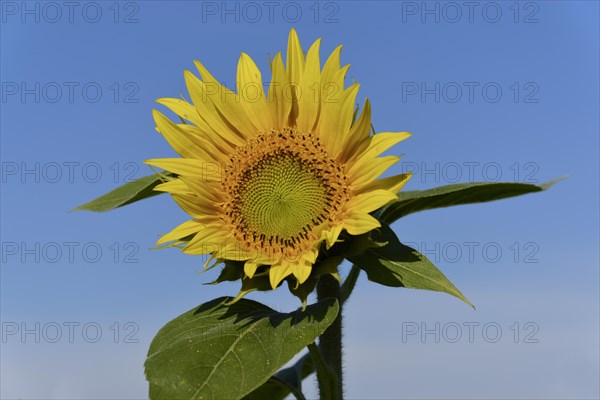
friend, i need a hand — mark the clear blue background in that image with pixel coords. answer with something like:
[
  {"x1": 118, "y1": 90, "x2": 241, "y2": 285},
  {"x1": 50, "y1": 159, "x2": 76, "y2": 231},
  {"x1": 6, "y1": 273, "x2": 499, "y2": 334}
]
[{"x1": 1, "y1": 1, "x2": 598, "y2": 398}]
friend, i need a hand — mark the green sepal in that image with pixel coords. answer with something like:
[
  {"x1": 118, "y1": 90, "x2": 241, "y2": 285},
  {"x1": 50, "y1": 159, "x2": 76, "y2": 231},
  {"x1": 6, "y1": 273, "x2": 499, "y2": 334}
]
[
  {"x1": 205, "y1": 260, "x2": 273, "y2": 305},
  {"x1": 226, "y1": 274, "x2": 273, "y2": 305},
  {"x1": 207, "y1": 260, "x2": 244, "y2": 284}
]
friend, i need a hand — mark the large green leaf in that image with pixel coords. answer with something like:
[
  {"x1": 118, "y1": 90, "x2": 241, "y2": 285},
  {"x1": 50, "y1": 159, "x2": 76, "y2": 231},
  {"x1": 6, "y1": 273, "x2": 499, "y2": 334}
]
[
  {"x1": 145, "y1": 297, "x2": 339, "y2": 400},
  {"x1": 243, "y1": 353, "x2": 313, "y2": 400},
  {"x1": 245, "y1": 262, "x2": 361, "y2": 400},
  {"x1": 379, "y1": 179, "x2": 562, "y2": 223},
  {"x1": 347, "y1": 223, "x2": 473, "y2": 307},
  {"x1": 71, "y1": 172, "x2": 173, "y2": 212}
]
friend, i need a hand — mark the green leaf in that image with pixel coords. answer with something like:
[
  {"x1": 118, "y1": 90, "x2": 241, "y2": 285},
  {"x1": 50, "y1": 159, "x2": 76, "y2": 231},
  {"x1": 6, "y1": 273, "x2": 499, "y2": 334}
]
[
  {"x1": 379, "y1": 179, "x2": 563, "y2": 223},
  {"x1": 245, "y1": 263, "x2": 361, "y2": 400},
  {"x1": 242, "y1": 376, "x2": 306, "y2": 400},
  {"x1": 71, "y1": 172, "x2": 174, "y2": 212},
  {"x1": 243, "y1": 354, "x2": 313, "y2": 400},
  {"x1": 145, "y1": 297, "x2": 339, "y2": 400},
  {"x1": 347, "y1": 222, "x2": 473, "y2": 307}
]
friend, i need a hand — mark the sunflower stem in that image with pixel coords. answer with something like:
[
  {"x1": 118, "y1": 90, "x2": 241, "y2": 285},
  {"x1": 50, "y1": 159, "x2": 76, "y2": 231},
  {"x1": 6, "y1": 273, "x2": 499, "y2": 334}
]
[{"x1": 317, "y1": 274, "x2": 343, "y2": 400}]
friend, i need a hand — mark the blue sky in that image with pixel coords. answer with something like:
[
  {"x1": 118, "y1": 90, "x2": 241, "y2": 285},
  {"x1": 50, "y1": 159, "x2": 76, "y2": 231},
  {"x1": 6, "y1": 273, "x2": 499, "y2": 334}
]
[{"x1": 1, "y1": 1, "x2": 598, "y2": 398}]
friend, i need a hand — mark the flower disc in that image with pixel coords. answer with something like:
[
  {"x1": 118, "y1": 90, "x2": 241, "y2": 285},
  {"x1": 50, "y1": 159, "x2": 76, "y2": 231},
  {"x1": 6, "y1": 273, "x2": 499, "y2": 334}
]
[
  {"x1": 236, "y1": 152, "x2": 327, "y2": 240},
  {"x1": 222, "y1": 128, "x2": 349, "y2": 260}
]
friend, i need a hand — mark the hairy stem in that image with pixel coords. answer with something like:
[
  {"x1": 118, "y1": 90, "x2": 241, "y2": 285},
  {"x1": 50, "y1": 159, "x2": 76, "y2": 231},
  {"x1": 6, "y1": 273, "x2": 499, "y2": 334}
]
[{"x1": 317, "y1": 274, "x2": 343, "y2": 400}]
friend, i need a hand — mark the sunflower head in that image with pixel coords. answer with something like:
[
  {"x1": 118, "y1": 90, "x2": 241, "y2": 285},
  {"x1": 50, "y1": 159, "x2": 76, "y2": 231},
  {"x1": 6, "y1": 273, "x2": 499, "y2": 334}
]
[{"x1": 146, "y1": 29, "x2": 411, "y2": 304}]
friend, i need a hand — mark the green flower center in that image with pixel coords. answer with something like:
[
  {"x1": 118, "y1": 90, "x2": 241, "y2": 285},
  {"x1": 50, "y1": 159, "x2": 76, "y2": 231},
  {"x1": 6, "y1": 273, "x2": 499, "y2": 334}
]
[
  {"x1": 222, "y1": 128, "x2": 349, "y2": 253},
  {"x1": 237, "y1": 152, "x2": 329, "y2": 241}
]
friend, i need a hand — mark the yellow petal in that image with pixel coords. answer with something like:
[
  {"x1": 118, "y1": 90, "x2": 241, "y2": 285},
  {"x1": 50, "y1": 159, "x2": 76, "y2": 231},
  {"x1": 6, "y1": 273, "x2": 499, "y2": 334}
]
[
  {"x1": 203, "y1": 254, "x2": 219, "y2": 270},
  {"x1": 156, "y1": 96, "x2": 218, "y2": 142},
  {"x1": 177, "y1": 176, "x2": 224, "y2": 202},
  {"x1": 152, "y1": 110, "x2": 207, "y2": 159},
  {"x1": 301, "y1": 249, "x2": 318, "y2": 263},
  {"x1": 349, "y1": 155, "x2": 400, "y2": 188},
  {"x1": 218, "y1": 241, "x2": 251, "y2": 261},
  {"x1": 244, "y1": 261, "x2": 259, "y2": 278},
  {"x1": 353, "y1": 131, "x2": 412, "y2": 164},
  {"x1": 339, "y1": 98, "x2": 371, "y2": 162},
  {"x1": 343, "y1": 212, "x2": 381, "y2": 236},
  {"x1": 194, "y1": 60, "x2": 256, "y2": 137},
  {"x1": 323, "y1": 224, "x2": 343, "y2": 249},
  {"x1": 237, "y1": 53, "x2": 271, "y2": 132},
  {"x1": 286, "y1": 29, "x2": 305, "y2": 125},
  {"x1": 153, "y1": 179, "x2": 192, "y2": 195},
  {"x1": 145, "y1": 158, "x2": 209, "y2": 178},
  {"x1": 359, "y1": 172, "x2": 412, "y2": 194},
  {"x1": 320, "y1": 45, "x2": 343, "y2": 90},
  {"x1": 296, "y1": 38, "x2": 321, "y2": 133},
  {"x1": 184, "y1": 70, "x2": 248, "y2": 146},
  {"x1": 329, "y1": 84, "x2": 360, "y2": 157},
  {"x1": 155, "y1": 98, "x2": 206, "y2": 128},
  {"x1": 269, "y1": 262, "x2": 293, "y2": 289},
  {"x1": 268, "y1": 52, "x2": 292, "y2": 130},
  {"x1": 183, "y1": 224, "x2": 230, "y2": 254},
  {"x1": 174, "y1": 113, "x2": 238, "y2": 158},
  {"x1": 157, "y1": 219, "x2": 204, "y2": 245},
  {"x1": 286, "y1": 28, "x2": 305, "y2": 88},
  {"x1": 148, "y1": 165, "x2": 224, "y2": 202},
  {"x1": 315, "y1": 70, "x2": 354, "y2": 151},
  {"x1": 318, "y1": 45, "x2": 346, "y2": 146},
  {"x1": 345, "y1": 189, "x2": 398, "y2": 214},
  {"x1": 254, "y1": 251, "x2": 281, "y2": 266},
  {"x1": 172, "y1": 193, "x2": 220, "y2": 217},
  {"x1": 291, "y1": 261, "x2": 312, "y2": 285}
]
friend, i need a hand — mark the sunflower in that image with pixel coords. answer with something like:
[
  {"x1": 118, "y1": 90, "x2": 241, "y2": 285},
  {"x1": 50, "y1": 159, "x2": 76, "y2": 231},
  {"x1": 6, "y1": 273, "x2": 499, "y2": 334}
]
[{"x1": 146, "y1": 29, "x2": 411, "y2": 291}]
